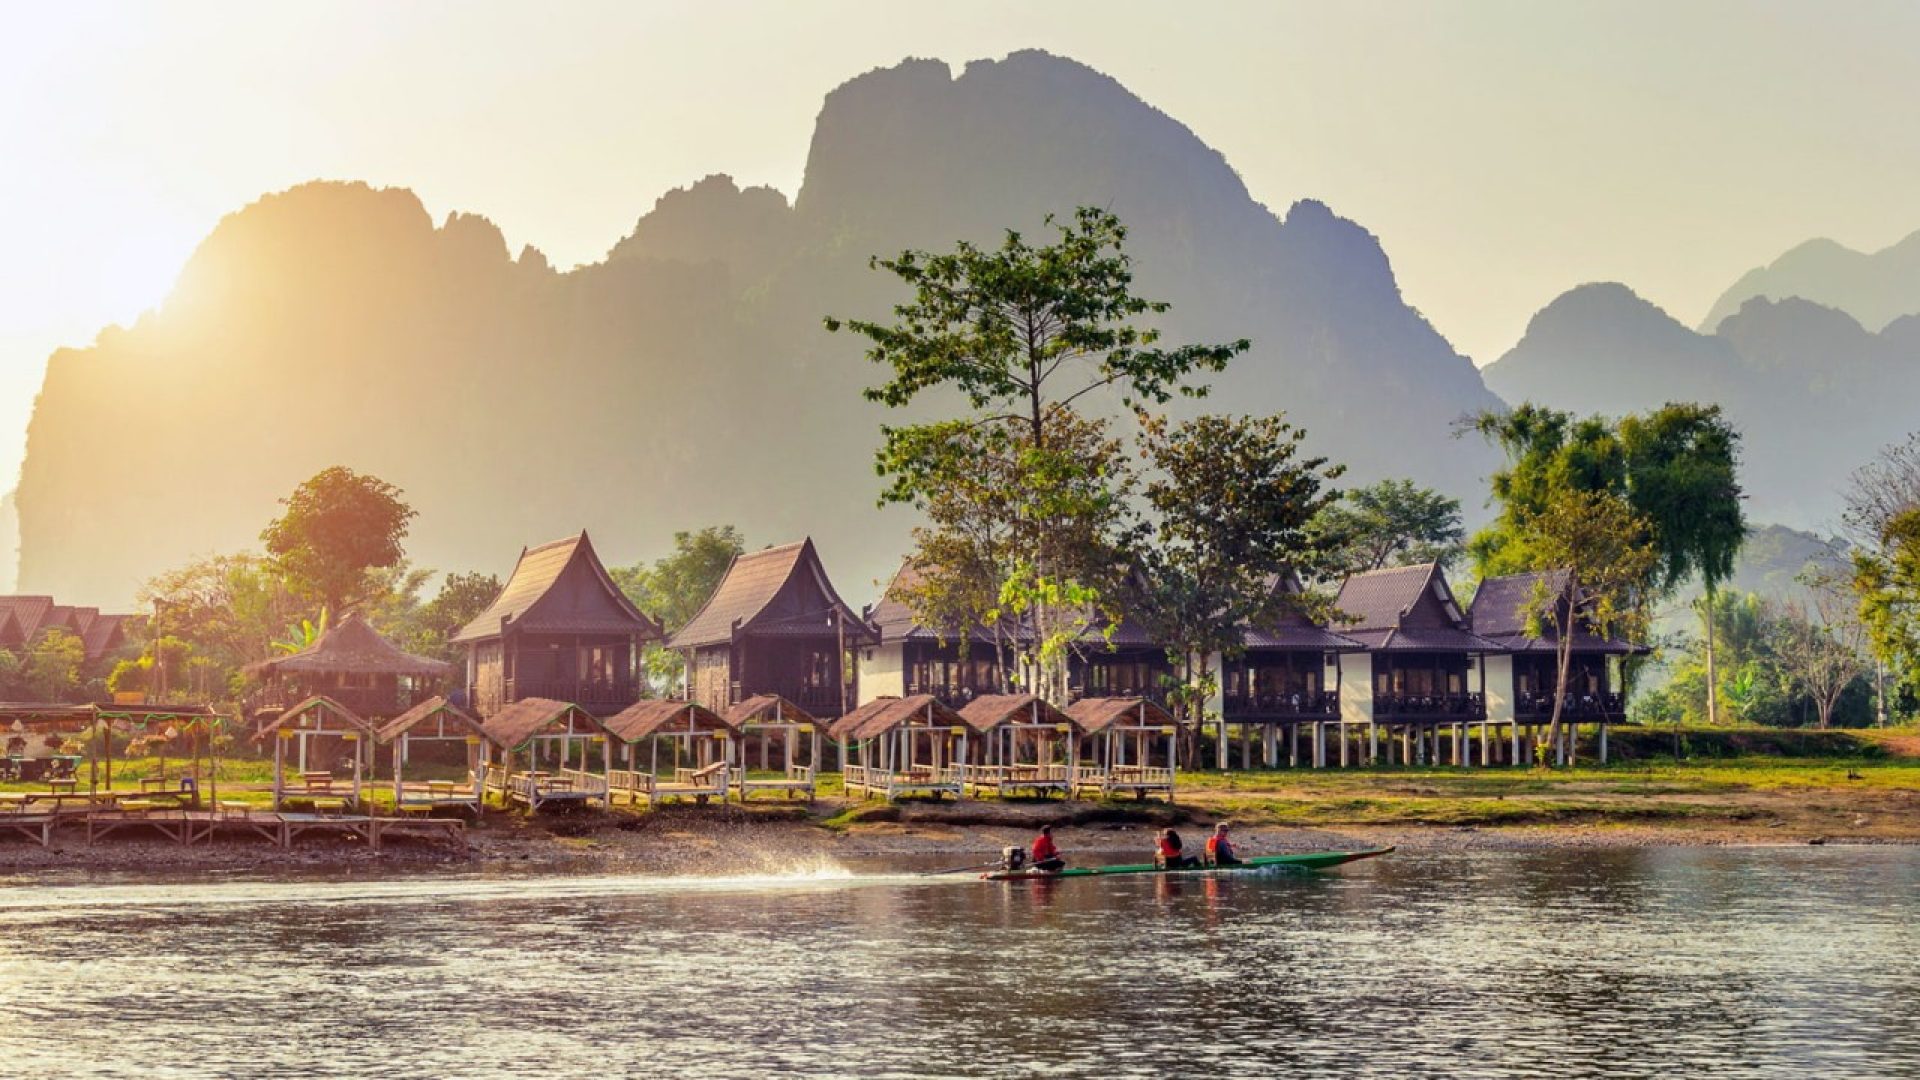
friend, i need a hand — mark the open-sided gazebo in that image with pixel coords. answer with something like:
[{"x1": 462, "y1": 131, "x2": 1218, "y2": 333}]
[
  {"x1": 603, "y1": 700, "x2": 732, "y2": 806},
  {"x1": 377, "y1": 696, "x2": 491, "y2": 815},
  {"x1": 957, "y1": 694, "x2": 1079, "y2": 799},
  {"x1": 830, "y1": 695, "x2": 969, "y2": 801},
  {"x1": 722, "y1": 693, "x2": 820, "y2": 802},
  {"x1": 246, "y1": 613, "x2": 451, "y2": 720},
  {"x1": 476, "y1": 697, "x2": 613, "y2": 811},
  {"x1": 257, "y1": 695, "x2": 377, "y2": 812},
  {"x1": 1065, "y1": 696, "x2": 1181, "y2": 801}
]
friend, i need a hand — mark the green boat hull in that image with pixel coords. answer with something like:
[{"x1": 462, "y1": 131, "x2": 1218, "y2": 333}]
[{"x1": 982, "y1": 846, "x2": 1393, "y2": 881}]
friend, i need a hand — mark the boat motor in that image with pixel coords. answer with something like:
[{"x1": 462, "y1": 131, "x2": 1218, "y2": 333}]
[{"x1": 1001, "y1": 846, "x2": 1027, "y2": 872}]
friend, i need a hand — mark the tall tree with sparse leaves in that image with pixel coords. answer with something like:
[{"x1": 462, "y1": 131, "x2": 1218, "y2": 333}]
[
  {"x1": 828, "y1": 207, "x2": 1246, "y2": 703},
  {"x1": 1313, "y1": 478, "x2": 1464, "y2": 577}
]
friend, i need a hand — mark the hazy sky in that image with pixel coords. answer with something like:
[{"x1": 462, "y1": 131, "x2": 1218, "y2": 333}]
[{"x1": 4, "y1": 0, "x2": 1918, "y2": 492}]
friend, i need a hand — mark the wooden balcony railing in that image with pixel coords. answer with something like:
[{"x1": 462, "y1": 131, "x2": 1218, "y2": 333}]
[
  {"x1": 497, "y1": 678, "x2": 640, "y2": 712},
  {"x1": 1222, "y1": 690, "x2": 1339, "y2": 720},
  {"x1": 1374, "y1": 692, "x2": 1486, "y2": 720},
  {"x1": 729, "y1": 681, "x2": 845, "y2": 716},
  {"x1": 1515, "y1": 692, "x2": 1626, "y2": 719}
]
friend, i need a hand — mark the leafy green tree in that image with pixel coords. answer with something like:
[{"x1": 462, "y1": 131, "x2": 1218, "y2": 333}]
[
  {"x1": 828, "y1": 207, "x2": 1245, "y2": 703},
  {"x1": 1620, "y1": 403, "x2": 1747, "y2": 725},
  {"x1": 141, "y1": 553, "x2": 303, "y2": 695},
  {"x1": 1508, "y1": 487, "x2": 1658, "y2": 764},
  {"x1": 1129, "y1": 412, "x2": 1344, "y2": 766},
  {"x1": 1312, "y1": 478, "x2": 1464, "y2": 577},
  {"x1": 1467, "y1": 404, "x2": 1630, "y2": 574},
  {"x1": 261, "y1": 466, "x2": 416, "y2": 615},
  {"x1": 22, "y1": 629, "x2": 87, "y2": 702},
  {"x1": 1845, "y1": 435, "x2": 1920, "y2": 718},
  {"x1": 401, "y1": 571, "x2": 503, "y2": 664},
  {"x1": 613, "y1": 526, "x2": 747, "y2": 691},
  {"x1": 0, "y1": 648, "x2": 22, "y2": 698}
]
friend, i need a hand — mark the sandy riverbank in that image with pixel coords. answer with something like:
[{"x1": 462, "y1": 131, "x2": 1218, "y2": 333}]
[{"x1": 3, "y1": 777, "x2": 1916, "y2": 877}]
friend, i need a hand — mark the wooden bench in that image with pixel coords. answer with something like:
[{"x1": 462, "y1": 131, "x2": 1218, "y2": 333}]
[{"x1": 311, "y1": 798, "x2": 349, "y2": 816}]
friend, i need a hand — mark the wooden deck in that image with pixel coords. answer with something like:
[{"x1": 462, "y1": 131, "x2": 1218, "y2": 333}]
[
  {"x1": 960, "y1": 763, "x2": 1074, "y2": 799},
  {"x1": 843, "y1": 763, "x2": 964, "y2": 801},
  {"x1": 0, "y1": 802, "x2": 467, "y2": 851},
  {"x1": 1071, "y1": 765, "x2": 1176, "y2": 801}
]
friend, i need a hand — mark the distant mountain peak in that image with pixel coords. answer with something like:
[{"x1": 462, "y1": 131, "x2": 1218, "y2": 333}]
[{"x1": 1702, "y1": 226, "x2": 1920, "y2": 333}]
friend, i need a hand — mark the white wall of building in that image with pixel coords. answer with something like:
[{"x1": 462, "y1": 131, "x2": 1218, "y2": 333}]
[
  {"x1": 857, "y1": 643, "x2": 903, "y2": 705},
  {"x1": 1483, "y1": 654, "x2": 1515, "y2": 727},
  {"x1": 1340, "y1": 652, "x2": 1374, "y2": 726}
]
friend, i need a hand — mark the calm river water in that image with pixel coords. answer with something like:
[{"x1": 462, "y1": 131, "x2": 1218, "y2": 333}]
[{"x1": 2, "y1": 846, "x2": 1917, "y2": 1079}]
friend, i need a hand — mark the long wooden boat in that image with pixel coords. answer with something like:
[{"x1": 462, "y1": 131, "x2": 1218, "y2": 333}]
[{"x1": 982, "y1": 846, "x2": 1392, "y2": 881}]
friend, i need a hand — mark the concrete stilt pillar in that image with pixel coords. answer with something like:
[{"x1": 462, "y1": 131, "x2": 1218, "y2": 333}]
[
  {"x1": 1339, "y1": 724, "x2": 1350, "y2": 767},
  {"x1": 1480, "y1": 722, "x2": 1490, "y2": 767},
  {"x1": 1313, "y1": 722, "x2": 1326, "y2": 768},
  {"x1": 1511, "y1": 722, "x2": 1522, "y2": 768},
  {"x1": 1369, "y1": 722, "x2": 1379, "y2": 764},
  {"x1": 1289, "y1": 724, "x2": 1300, "y2": 768},
  {"x1": 1599, "y1": 722, "x2": 1609, "y2": 765},
  {"x1": 1264, "y1": 725, "x2": 1277, "y2": 768},
  {"x1": 1401, "y1": 728, "x2": 1412, "y2": 766}
]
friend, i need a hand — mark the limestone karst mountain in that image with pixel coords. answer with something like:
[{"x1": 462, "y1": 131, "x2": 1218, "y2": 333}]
[
  {"x1": 1701, "y1": 230, "x2": 1920, "y2": 334},
  {"x1": 16, "y1": 50, "x2": 1506, "y2": 605},
  {"x1": 1484, "y1": 282, "x2": 1920, "y2": 528}
]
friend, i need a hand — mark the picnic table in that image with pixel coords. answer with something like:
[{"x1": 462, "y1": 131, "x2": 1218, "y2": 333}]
[{"x1": 300, "y1": 772, "x2": 337, "y2": 794}]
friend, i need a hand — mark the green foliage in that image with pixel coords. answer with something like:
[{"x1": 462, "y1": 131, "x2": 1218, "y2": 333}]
[
  {"x1": 1852, "y1": 506, "x2": 1920, "y2": 704},
  {"x1": 830, "y1": 208, "x2": 1240, "y2": 703},
  {"x1": 271, "y1": 609, "x2": 330, "y2": 655},
  {"x1": 1632, "y1": 590, "x2": 1874, "y2": 728},
  {"x1": 22, "y1": 628, "x2": 87, "y2": 702},
  {"x1": 1312, "y1": 478, "x2": 1464, "y2": 577},
  {"x1": 261, "y1": 466, "x2": 416, "y2": 613},
  {"x1": 106, "y1": 657, "x2": 150, "y2": 695},
  {"x1": 399, "y1": 571, "x2": 502, "y2": 664},
  {"x1": 1129, "y1": 412, "x2": 1344, "y2": 734},
  {"x1": 1619, "y1": 403, "x2": 1747, "y2": 595},
  {"x1": 612, "y1": 526, "x2": 746, "y2": 688}
]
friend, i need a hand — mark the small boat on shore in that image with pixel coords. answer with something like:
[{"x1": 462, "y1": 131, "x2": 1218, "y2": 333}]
[{"x1": 982, "y1": 846, "x2": 1392, "y2": 881}]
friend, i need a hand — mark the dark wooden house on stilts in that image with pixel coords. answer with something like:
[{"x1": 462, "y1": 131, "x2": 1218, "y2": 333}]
[
  {"x1": 668, "y1": 539, "x2": 871, "y2": 720},
  {"x1": 452, "y1": 532, "x2": 661, "y2": 718}
]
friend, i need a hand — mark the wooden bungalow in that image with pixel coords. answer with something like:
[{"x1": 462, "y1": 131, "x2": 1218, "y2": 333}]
[
  {"x1": 1220, "y1": 575, "x2": 1367, "y2": 768},
  {"x1": 453, "y1": 532, "x2": 662, "y2": 718},
  {"x1": 247, "y1": 612, "x2": 451, "y2": 720},
  {"x1": 1335, "y1": 563, "x2": 1503, "y2": 767},
  {"x1": 476, "y1": 697, "x2": 615, "y2": 811},
  {"x1": 1069, "y1": 615, "x2": 1180, "y2": 708},
  {"x1": 257, "y1": 696, "x2": 377, "y2": 812},
  {"x1": 1471, "y1": 570, "x2": 1650, "y2": 765},
  {"x1": 859, "y1": 560, "x2": 1018, "y2": 708},
  {"x1": 956, "y1": 694, "x2": 1078, "y2": 799},
  {"x1": 376, "y1": 696, "x2": 491, "y2": 815},
  {"x1": 602, "y1": 700, "x2": 732, "y2": 807},
  {"x1": 669, "y1": 539, "x2": 870, "y2": 719},
  {"x1": 723, "y1": 694, "x2": 820, "y2": 801},
  {"x1": 830, "y1": 695, "x2": 969, "y2": 801},
  {"x1": 1064, "y1": 697, "x2": 1180, "y2": 801}
]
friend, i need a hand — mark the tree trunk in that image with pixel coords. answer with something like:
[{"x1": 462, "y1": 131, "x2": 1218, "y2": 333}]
[
  {"x1": 1548, "y1": 626, "x2": 1574, "y2": 768},
  {"x1": 1703, "y1": 582, "x2": 1720, "y2": 727}
]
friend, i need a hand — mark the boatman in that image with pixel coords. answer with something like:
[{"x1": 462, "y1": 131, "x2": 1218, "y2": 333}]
[
  {"x1": 1029, "y1": 824, "x2": 1065, "y2": 873},
  {"x1": 1205, "y1": 822, "x2": 1243, "y2": 868},
  {"x1": 1155, "y1": 828, "x2": 1197, "y2": 870}
]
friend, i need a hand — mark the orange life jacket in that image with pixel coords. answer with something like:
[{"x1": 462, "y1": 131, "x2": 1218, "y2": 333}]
[{"x1": 1207, "y1": 834, "x2": 1233, "y2": 861}]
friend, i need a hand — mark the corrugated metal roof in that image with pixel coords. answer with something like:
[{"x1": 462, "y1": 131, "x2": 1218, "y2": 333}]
[
  {"x1": 1063, "y1": 696, "x2": 1179, "y2": 733},
  {"x1": 668, "y1": 538, "x2": 869, "y2": 649},
  {"x1": 478, "y1": 697, "x2": 611, "y2": 751},
  {"x1": 452, "y1": 532, "x2": 661, "y2": 644},
  {"x1": 722, "y1": 693, "x2": 819, "y2": 729},
  {"x1": 603, "y1": 699, "x2": 730, "y2": 742},
  {"x1": 376, "y1": 695, "x2": 488, "y2": 744},
  {"x1": 826, "y1": 694, "x2": 966, "y2": 742},
  {"x1": 955, "y1": 693, "x2": 1073, "y2": 733}
]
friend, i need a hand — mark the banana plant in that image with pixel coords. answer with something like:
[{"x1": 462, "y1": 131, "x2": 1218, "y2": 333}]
[{"x1": 271, "y1": 607, "x2": 330, "y2": 655}]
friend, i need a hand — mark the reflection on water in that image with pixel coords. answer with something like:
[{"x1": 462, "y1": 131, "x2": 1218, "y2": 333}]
[{"x1": 2, "y1": 848, "x2": 1917, "y2": 1079}]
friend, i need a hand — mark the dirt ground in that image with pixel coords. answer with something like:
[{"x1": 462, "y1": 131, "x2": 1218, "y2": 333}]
[{"x1": 3, "y1": 773, "x2": 1916, "y2": 878}]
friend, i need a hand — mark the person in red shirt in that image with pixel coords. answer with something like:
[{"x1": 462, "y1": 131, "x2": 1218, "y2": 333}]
[
  {"x1": 1205, "y1": 822, "x2": 1243, "y2": 867},
  {"x1": 1155, "y1": 828, "x2": 1196, "y2": 870},
  {"x1": 1030, "y1": 824, "x2": 1065, "y2": 873}
]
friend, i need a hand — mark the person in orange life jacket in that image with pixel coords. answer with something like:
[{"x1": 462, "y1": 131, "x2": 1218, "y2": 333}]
[
  {"x1": 1029, "y1": 824, "x2": 1065, "y2": 873},
  {"x1": 1205, "y1": 822, "x2": 1243, "y2": 867},
  {"x1": 1155, "y1": 827, "x2": 1197, "y2": 870}
]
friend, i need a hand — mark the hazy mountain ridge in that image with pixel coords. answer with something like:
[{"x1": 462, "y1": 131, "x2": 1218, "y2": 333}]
[
  {"x1": 15, "y1": 50, "x2": 1501, "y2": 606},
  {"x1": 1702, "y1": 230, "x2": 1920, "y2": 333},
  {"x1": 1484, "y1": 281, "x2": 1920, "y2": 527}
]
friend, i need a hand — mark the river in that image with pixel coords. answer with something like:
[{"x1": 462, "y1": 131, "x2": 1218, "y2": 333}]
[{"x1": 2, "y1": 846, "x2": 1916, "y2": 1078}]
